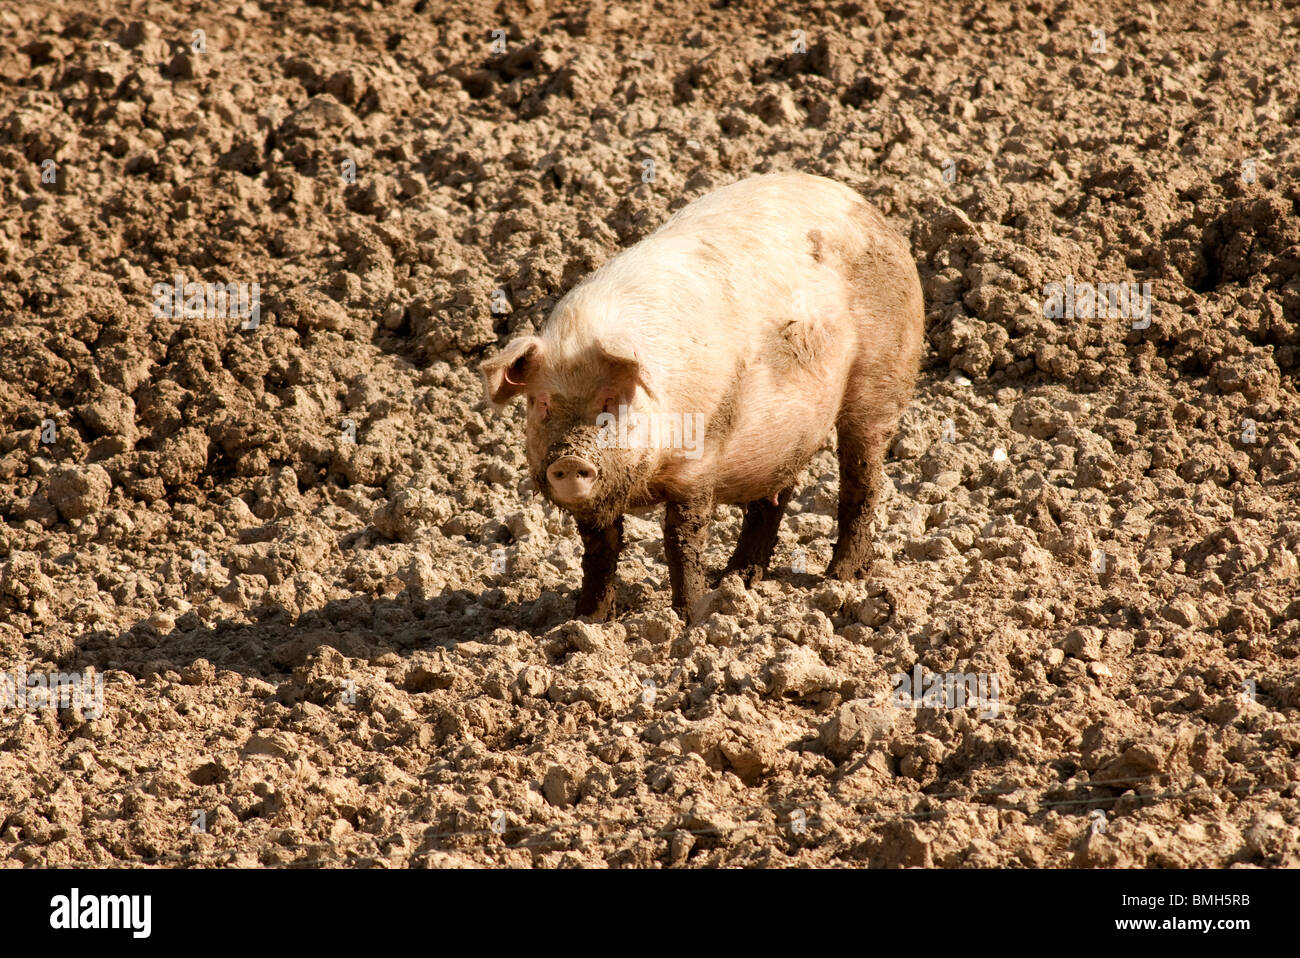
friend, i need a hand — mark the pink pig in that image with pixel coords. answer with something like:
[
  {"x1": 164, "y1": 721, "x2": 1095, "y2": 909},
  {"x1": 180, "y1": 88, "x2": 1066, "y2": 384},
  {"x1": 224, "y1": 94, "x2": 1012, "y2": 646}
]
[{"x1": 481, "y1": 172, "x2": 924, "y2": 623}]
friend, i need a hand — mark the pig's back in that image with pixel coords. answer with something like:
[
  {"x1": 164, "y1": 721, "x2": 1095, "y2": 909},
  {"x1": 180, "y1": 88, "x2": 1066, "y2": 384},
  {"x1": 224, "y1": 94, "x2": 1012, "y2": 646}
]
[
  {"x1": 564, "y1": 172, "x2": 879, "y2": 363},
  {"x1": 654, "y1": 171, "x2": 866, "y2": 241}
]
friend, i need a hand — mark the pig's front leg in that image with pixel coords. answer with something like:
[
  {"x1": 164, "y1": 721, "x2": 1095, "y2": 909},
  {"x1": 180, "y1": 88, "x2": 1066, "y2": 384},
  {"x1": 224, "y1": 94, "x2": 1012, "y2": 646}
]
[
  {"x1": 664, "y1": 496, "x2": 712, "y2": 622},
  {"x1": 575, "y1": 516, "x2": 623, "y2": 620}
]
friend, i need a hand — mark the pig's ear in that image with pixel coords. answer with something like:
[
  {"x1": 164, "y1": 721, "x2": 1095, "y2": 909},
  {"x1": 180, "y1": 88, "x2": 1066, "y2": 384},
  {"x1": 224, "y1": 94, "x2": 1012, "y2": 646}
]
[
  {"x1": 480, "y1": 336, "x2": 544, "y2": 405},
  {"x1": 594, "y1": 338, "x2": 655, "y2": 407}
]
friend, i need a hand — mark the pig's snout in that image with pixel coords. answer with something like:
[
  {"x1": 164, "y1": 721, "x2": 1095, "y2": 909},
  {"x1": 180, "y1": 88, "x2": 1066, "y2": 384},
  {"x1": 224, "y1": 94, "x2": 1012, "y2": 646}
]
[{"x1": 546, "y1": 455, "x2": 599, "y2": 505}]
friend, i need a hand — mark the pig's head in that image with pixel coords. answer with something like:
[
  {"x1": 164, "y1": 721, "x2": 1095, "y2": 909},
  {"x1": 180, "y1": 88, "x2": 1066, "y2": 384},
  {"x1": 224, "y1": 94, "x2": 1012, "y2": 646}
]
[{"x1": 480, "y1": 334, "x2": 653, "y2": 526}]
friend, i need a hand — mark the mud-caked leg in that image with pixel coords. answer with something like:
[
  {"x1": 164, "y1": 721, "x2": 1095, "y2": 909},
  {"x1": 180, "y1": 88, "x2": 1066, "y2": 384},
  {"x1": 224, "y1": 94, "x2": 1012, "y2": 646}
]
[
  {"x1": 827, "y1": 420, "x2": 892, "y2": 580},
  {"x1": 664, "y1": 496, "x2": 712, "y2": 620},
  {"x1": 724, "y1": 486, "x2": 793, "y2": 585},
  {"x1": 576, "y1": 516, "x2": 623, "y2": 620}
]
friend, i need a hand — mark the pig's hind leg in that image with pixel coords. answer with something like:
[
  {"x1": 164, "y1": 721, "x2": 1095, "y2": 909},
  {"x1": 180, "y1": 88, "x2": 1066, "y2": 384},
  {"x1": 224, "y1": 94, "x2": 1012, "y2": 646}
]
[
  {"x1": 827, "y1": 413, "x2": 891, "y2": 580},
  {"x1": 721, "y1": 486, "x2": 793, "y2": 585}
]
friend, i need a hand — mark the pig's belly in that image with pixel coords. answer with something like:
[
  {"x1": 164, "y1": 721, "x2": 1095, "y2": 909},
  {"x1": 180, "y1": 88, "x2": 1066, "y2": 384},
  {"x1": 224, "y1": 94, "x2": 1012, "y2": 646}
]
[
  {"x1": 707, "y1": 387, "x2": 840, "y2": 503},
  {"x1": 642, "y1": 352, "x2": 848, "y2": 506}
]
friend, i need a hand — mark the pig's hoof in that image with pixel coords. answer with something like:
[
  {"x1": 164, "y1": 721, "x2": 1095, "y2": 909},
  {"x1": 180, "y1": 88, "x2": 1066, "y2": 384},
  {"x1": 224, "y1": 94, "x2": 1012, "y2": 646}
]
[
  {"x1": 674, "y1": 600, "x2": 704, "y2": 626},
  {"x1": 718, "y1": 562, "x2": 766, "y2": 588},
  {"x1": 826, "y1": 557, "x2": 873, "y2": 580},
  {"x1": 574, "y1": 598, "x2": 617, "y2": 621}
]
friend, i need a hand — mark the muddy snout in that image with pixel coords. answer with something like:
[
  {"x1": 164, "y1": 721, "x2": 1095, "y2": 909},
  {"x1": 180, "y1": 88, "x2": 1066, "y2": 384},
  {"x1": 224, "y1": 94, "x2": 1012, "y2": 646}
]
[{"x1": 545, "y1": 454, "x2": 599, "y2": 505}]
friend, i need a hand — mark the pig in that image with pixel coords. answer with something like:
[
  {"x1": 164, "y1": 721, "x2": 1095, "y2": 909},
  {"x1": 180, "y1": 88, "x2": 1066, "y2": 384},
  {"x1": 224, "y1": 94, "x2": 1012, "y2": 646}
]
[{"x1": 480, "y1": 171, "x2": 924, "y2": 623}]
